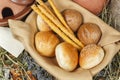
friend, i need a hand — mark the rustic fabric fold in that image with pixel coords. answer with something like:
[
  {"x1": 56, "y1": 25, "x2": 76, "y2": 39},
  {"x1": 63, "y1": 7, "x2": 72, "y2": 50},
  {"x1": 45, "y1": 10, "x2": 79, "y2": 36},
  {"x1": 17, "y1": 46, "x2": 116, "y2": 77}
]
[{"x1": 8, "y1": 0, "x2": 120, "y2": 80}]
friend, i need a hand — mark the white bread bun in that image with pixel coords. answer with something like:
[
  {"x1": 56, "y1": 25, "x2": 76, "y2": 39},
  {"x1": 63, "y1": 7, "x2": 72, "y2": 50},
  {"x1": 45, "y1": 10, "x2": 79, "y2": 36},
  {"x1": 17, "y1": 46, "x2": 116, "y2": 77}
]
[
  {"x1": 37, "y1": 15, "x2": 51, "y2": 31},
  {"x1": 79, "y1": 44, "x2": 104, "y2": 69},
  {"x1": 55, "y1": 42, "x2": 78, "y2": 71},
  {"x1": 35, "y1": 31, "x2": 60, "y2": 57}
]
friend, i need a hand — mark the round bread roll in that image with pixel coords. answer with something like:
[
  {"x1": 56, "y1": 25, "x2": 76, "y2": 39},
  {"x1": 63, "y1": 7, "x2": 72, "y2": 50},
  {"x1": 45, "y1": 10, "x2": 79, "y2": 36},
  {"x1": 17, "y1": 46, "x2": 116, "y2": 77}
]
[
  {"x1": 55, "y1": 42, "x2": 78, "y2": 71},
  {"x1": 37, "y1": 15, "x2": 51, "y2": 31},
  {"x1": 62, "y1": 9, "x2": 83, "y2": 32},
  {"x1": 79, "y1": 44, "x2": 104, "y2": 69},
  {"x1": 77, "y1": 23, "x2": 102, "y2": 45},
  {"x1": 35, "y1": 31, "x2": 60, "y2": 57}
]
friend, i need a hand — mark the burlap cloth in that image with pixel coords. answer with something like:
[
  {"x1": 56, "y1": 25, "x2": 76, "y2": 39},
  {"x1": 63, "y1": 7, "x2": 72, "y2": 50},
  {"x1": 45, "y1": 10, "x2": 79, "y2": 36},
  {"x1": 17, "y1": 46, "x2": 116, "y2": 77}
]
[{"x1": 8, "y1": 0, "x2": 120, "y2": 80}]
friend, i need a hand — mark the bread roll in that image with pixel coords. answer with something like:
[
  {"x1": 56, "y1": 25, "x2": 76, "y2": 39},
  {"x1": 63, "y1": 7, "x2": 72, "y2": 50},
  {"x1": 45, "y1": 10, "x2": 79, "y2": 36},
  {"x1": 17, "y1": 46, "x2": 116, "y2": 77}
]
[
  {"x1": 35, "y1": 31, "x2": 60, "y2": 57},
  {"x1": 79, "y1": 44, "x2": 104, "y2": 69},
  {"x1": 62, "y1": 9, "x2": 83, "y2": 32},
  {"x1": 77, "y1": 23, "x2": 102, "y2": 45},
  {"x1": 55, "y1": 42, "x2": 78, "y2": 71},
  {"x1": 37, "y1": 15, "x2": 51, "y2": 31}
]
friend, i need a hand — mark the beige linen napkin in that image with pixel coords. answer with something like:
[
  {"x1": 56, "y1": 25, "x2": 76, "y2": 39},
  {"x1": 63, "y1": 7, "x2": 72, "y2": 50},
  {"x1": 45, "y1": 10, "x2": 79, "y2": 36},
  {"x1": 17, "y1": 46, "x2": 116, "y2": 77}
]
[{"x1": 8, "y1": 0, "x2": 120, "y2": 80}]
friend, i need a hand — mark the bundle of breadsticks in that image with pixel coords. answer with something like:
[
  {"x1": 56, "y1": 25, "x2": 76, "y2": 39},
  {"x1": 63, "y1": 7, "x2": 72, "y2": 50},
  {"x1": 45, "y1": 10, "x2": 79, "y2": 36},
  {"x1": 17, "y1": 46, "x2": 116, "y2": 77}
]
[{"x1": 31, "y1": 0, "x2": 84, "y2": 50}]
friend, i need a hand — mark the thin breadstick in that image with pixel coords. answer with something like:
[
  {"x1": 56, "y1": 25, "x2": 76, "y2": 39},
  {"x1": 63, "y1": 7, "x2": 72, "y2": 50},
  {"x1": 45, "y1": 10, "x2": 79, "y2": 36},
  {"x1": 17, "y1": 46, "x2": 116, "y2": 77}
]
[
  {"x1": 36, "y1": 0, "x2": 54, "y2": 17},
  {"x1": 36, "y1": 0, "x2": 83, "y2": 47},
  {"x1": 48, "y1": 0, "x2": 74, "y2": 35},
  {"x1": 31, "y1": 5, "x2": 81, "y2": 49},
  {"x1": 37, "y1": 5, "x2": 84, "y2": 48},
  {"x1": 37, "y1": 5, "x2": 57, "y2": 23}
]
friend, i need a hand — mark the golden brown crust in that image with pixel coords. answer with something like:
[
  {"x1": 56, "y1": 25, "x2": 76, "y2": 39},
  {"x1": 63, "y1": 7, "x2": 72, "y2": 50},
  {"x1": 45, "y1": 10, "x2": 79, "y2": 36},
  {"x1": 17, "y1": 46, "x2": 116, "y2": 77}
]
[
  {"x1": 55, "y1": 42, "x2": 78, "y2": 71},
  {"x1": 37, "y1": 15, "x2": 51, "y2": 31},
  {"x1": 62, "y1": 9, "x2": 83, "y2": 32},
  {"x1": 77, "y1": 23, "x2": 102, "y2": 45},
  {"x1": 79, "y1": 44, "x2": 104, "y2": 69},
  {"x1": 35, "y1": 31, "x2": 60, "y2": 57}
]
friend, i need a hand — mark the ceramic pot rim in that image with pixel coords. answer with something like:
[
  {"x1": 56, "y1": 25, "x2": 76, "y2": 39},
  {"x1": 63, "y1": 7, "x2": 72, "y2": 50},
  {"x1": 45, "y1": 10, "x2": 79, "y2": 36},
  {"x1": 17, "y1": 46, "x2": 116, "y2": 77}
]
[{"x1": 0, "y1": 6, "x2": 31, "y2": 26}]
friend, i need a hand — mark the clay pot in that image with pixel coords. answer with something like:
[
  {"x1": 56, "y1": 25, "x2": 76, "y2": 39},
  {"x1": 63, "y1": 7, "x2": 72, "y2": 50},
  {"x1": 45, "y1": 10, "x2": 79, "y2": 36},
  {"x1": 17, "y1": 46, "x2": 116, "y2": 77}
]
[
  {"x1": 0, "y1": 0, "x2": 34, "y2": 26},
  {"x1": 11, "y1": 0, "x2": 34, "y2": 5}
]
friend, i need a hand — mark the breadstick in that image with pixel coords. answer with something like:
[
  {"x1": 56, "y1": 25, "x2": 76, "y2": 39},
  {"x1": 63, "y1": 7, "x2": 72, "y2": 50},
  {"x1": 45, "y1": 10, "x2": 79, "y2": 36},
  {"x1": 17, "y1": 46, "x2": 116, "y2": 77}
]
[
  {"x1": 36, "y1": 0, "x2": 55, "y2": 17},
  {"x1": 37, "y1": 5, "x2": 84, "y2": 48},
  {"x1": 31, "y1": 5, "x2": 81, "y2": 49},
  {"x1": 48, "y1": 0, "x2": 74, "y2": 35},
  {"x1": 36, "y1": 0, "x2": 84, "y2": 48},
  {"x1": 37, "y1": 5, "x2": 57, "y2": 23}
]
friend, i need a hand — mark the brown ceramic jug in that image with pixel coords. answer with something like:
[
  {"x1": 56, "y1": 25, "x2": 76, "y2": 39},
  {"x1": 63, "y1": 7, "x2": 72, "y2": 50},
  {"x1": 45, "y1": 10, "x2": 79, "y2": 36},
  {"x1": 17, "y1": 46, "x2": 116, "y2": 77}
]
[
  {"x1": 0, "y1": 0, "x2": 34, "y2": 26},
  {"x1": 11, "y1": 0, "x2": 34, "y2": 5}
]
